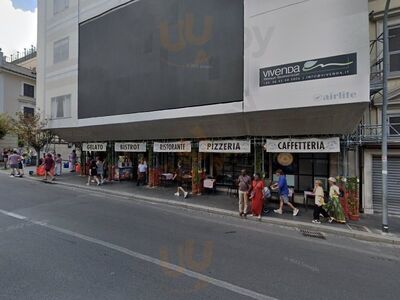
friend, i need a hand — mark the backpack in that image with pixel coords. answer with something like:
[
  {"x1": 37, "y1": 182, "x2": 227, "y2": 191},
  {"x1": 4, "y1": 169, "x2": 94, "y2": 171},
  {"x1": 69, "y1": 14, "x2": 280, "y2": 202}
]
[{"x1": 263, "y1": 187, "x2": 271, "y2": 199}]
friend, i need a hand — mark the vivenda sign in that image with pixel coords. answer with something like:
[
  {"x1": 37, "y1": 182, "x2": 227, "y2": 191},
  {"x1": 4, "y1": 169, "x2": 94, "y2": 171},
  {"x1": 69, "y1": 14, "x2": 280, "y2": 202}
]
[
  {"x1": 265, "y1": 138, "x2": 340, "y2": 153},
  {"x1": 260, "y1": 53, "x2": 357, "y2": 87}
]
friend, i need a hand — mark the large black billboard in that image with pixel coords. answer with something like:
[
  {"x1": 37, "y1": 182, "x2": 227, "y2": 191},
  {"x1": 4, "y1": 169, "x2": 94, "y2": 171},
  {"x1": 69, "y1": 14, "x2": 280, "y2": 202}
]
[{"x1": 78, "y1": 0, "x2": 244, "y2": 119}]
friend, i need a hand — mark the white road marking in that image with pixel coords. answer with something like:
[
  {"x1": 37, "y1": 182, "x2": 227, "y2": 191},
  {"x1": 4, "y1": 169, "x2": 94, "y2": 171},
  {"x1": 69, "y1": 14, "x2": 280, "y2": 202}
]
[
  {"x1": 0, "y1": 209, "x2": 27, "y2": 220},
  {"x1": 0, "y1": 209, "x2": 278, "y2": 300}
]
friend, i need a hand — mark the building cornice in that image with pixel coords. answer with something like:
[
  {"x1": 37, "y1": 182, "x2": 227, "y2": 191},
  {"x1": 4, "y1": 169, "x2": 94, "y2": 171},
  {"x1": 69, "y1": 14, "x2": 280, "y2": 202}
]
[
  {"x1": 370, "y1": 7, "x2": 400, "y2": 21},
  {"x1": 0, "y1": 64, "x2": 36, "y2": 80}
]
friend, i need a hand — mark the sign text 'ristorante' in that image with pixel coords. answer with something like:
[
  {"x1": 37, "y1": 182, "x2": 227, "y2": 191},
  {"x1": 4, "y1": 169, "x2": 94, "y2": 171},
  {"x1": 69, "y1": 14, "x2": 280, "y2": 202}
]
[{"x1": 153, "y1": 141, "x2": 192, "y2": 153}]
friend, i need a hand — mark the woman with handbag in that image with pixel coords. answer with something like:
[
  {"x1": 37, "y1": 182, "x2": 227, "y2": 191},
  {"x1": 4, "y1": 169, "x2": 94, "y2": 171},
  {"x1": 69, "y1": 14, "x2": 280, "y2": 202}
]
[
  {"x1": 250, "y1": 173, "x2": 265, "y2": 221},
  {"x1": 312, "y1": 180, "x2": 333, "y2": 224}
]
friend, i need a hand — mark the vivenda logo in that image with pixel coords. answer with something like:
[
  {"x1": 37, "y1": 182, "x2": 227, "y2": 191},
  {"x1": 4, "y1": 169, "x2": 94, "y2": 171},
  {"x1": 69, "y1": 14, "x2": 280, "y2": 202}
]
[{"x1": 260, "y1": 53, "x2": 357, "y2": 87}]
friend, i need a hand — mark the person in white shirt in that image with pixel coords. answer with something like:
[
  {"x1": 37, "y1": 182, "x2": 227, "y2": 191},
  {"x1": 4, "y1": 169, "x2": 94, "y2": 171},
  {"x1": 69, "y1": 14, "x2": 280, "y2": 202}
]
[
  {"x1": 312, "y1": 180, "x2": 333, "y2": 224},
  {"x1": 137, "y1": 159, "x2": 148, "y2": 186}
]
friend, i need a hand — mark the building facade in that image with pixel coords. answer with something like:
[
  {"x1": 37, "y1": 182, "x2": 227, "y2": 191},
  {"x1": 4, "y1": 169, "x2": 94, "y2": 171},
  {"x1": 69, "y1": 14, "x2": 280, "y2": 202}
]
[
  {"x1": 358, "y1": 0, "x2": 400, "y2": 215},
  {"x1": 0, "y1": 49, "x2": 37, "y2": 149},
  {"x1": 37, "y1": 0, "x2": 371, "y2": 203}
]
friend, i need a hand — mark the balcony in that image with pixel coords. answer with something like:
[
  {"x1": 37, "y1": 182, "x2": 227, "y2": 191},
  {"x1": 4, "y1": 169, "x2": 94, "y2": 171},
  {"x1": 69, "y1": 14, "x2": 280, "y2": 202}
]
[{"x1": 349, "y1": 124, "x2": 400, "y2": 145}]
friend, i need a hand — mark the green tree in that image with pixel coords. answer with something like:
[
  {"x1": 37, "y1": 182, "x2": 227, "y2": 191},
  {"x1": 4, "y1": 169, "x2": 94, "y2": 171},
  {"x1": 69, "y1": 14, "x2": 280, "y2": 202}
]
[
  {"x1": 10, "y1": 112, "x2": 55, "y2": 165},
  {"x1": 0, "y1": 114, "x2": 11, "y2": 140}
]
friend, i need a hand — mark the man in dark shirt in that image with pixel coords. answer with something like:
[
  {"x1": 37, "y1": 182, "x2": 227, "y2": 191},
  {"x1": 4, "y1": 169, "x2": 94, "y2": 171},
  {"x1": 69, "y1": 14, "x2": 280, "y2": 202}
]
[
  {"x1": 173, "y1": 161, "x2": 188, "y2": 198},
  {"x1": 3, "y1": 149, "x2": 9, "y2": 169},
  {"x1": 44, "y1": 153, "x2": 55, "y2": 181}
]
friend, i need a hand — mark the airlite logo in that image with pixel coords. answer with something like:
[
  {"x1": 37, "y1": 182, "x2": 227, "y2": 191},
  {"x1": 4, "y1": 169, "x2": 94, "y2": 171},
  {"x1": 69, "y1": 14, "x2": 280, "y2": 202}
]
[
  {"x1": 314, "y1": 91, "x2": 357, "y2": 102},
  {"x1": 260, "y1": 53, "x2": 357, "y2": 87}
]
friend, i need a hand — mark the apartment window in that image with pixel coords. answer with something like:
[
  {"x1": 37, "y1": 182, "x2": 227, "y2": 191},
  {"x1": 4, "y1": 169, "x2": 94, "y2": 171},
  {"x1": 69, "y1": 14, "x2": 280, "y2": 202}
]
[
  {"x1": 389, "y1": 25, "x2": 400, "y2": 73},
  {"x1": 23, "y1": 83, "x2": 35, "y2": 98},
  {"x1": 53, "y1": 0, "x2": 69, "y2": 15},
  {"x1": 53, "y1": 37, "x2": 69, "y2": 64},
  {"x1": 51, "y1": 94, "x2": 71, "y2": 119},
  {"x1": 389, "y1": 115, "x2": 400, "y2": 136},
  {"x1": 23, "y1": 107, "x2": 34, "y2": 117}
]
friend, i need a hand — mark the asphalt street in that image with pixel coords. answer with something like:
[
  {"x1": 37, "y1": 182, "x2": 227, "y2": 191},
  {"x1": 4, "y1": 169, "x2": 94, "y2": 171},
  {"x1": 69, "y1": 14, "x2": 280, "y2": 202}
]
[{"x1": 0, "y1": 173, "x2": 399, "y2": 300}]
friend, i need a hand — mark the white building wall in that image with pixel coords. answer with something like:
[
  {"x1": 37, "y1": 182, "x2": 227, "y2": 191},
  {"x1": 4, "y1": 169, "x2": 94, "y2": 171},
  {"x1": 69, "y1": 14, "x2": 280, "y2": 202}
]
[
  {"x1": 38, "y1": 0, "x2": 370, "y2": 132},
  {"x1": 0, "y1": 74, "x2": 4, "y2": 113}
]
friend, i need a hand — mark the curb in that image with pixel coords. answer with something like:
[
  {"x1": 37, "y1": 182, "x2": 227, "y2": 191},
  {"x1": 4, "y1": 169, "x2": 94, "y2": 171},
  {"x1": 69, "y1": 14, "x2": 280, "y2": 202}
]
[{"x1": 2, "y1": 171, "x2": 400, "y2": 245}]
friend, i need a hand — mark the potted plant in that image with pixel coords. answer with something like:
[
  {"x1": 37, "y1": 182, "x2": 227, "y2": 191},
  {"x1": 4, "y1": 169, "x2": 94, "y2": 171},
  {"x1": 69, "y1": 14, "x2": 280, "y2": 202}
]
[
  {"x1": 336, "y1": 176, "x2": 349, "y2": 220},
  {"x1": 192, "y1": 164, "x2": 202, "y2": 195},
  {"x1": 345, "y1": 177, "x2": 360, "y2": 221}
]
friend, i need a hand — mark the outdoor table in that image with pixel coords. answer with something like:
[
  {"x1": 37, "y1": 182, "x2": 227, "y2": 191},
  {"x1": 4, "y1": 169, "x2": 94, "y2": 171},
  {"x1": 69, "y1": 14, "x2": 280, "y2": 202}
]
[
  {"x1": 203, "y1": 178, "x2": 216, "y2": 193},
  {"x1": 161, "y1": 173, "x2": 174, "y2": 180},
  {"x1": 160, "y1": 173, "x2": 174, "y2": 186},
  {"x1": 203, "y1": 179, "x2": 216, "y2": 189}
]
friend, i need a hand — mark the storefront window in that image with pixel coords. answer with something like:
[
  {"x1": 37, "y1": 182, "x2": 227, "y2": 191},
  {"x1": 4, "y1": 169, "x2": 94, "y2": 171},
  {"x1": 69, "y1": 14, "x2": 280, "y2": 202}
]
[
  {"x1": 212, "y1": 153, "x2": 254, "y2": 185},
  {"x1": 272, "y1": 153, "x2": 330, "y2": 192}
]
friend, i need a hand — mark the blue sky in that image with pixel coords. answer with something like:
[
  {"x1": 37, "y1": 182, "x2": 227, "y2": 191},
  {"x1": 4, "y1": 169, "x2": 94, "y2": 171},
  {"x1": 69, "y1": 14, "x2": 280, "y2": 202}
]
[{"x1": 11, "y1": 0, "x2": 36, "y2": 12}]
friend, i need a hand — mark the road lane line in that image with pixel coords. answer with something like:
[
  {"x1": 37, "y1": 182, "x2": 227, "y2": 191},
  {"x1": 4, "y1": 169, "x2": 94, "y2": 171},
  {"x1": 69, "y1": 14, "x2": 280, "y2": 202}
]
[
  {"x1": 0, "y1": 209, "x2": 27, "y2": 220},
  {"x1": 0, "y1": 209, "x2": 278, "y2": 300}
]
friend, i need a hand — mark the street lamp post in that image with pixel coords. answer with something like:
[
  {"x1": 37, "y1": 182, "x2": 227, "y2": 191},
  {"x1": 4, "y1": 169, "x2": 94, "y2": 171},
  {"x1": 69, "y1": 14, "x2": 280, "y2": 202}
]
[{"x1": 382, "y1": 0, "x2": 391, "y2": 233}]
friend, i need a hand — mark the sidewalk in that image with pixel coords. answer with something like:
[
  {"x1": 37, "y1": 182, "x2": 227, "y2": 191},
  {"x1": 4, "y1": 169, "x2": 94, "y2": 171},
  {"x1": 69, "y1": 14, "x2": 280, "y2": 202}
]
[{"x1": 3, "y1": 166, "x2": 400, "y2": 245}]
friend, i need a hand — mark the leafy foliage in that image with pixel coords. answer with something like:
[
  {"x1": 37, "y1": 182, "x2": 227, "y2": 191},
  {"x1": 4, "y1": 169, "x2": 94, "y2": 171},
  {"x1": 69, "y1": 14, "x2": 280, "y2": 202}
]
[
  {"x1": 0, "y1": 114, "x2": 11, "y2": 140},
  {"x1": 10, "y1": 112, "x2": 55, "y2": 163}
]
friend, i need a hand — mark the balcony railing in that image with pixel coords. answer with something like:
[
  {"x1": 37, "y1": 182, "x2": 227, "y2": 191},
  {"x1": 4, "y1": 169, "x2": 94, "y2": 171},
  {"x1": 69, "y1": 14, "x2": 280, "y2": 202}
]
[{"x1": 348, "y1": 124, "x2": 400, "y2": 145}]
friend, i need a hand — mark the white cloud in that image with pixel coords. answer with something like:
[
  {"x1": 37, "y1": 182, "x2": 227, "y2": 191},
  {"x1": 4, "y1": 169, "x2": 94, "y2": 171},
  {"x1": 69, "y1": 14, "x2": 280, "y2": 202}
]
[{"x1": 0, "y1": 0, "x2": 37, "y2": 58}]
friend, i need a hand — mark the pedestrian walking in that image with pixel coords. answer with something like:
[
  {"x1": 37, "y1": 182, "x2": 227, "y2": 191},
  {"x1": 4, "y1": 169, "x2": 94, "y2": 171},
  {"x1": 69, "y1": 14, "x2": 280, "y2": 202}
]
[
  {"x1": 17, "y1": 154, "x2": 25, "y2": 177},
  {"x1": 262, "y1": 179, "x2": 272, "y2": 214},
  {"x1": 137, "y1": 159, "x2": 147, "y2": 186},
  {"x1": 96, "y1": 156, "x2": 105, "y2": 184},
  {"x1": 272, "y1": 169, "x2": 299, "y2": 216},
  {"x1": 249, "y1": 173, "x2": 265, "y2": 220},
  {"x1": 43, "y1": 153, "x2": 55, "y2": 182},
  {"x1": 325, "y1": 177, "x2": 346, "y2": 223},
  {"x1": 87, "y1": 159, "x2": 100, "y2": 186},
  {"x1": 312, "y1": 180, "x2": 333, "y2": 224},
  {"x1": 8, "y1": 150, "x2": 21, "y2": 177},
  {"x1": 69, "y1": 150, "x2": 77, "y2": 172},
  {"x1": 55, "y1": 154, "x2": 63, "y2": 176},
  {"x1": 3, "y1": 149, "x2": 9, "y2": 169},
  {"x1": 173, "y1": 161, "x2": 188, "y2": 198},
  {"x1": 237, "y1": 169, "x2": 251, "y2": 217}
]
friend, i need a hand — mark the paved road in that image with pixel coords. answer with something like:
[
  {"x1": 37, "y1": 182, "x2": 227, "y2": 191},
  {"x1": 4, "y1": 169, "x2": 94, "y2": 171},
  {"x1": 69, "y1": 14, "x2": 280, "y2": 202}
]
[{"x1": 0, "y1": 173, "x2": 399, "y2": 300}]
